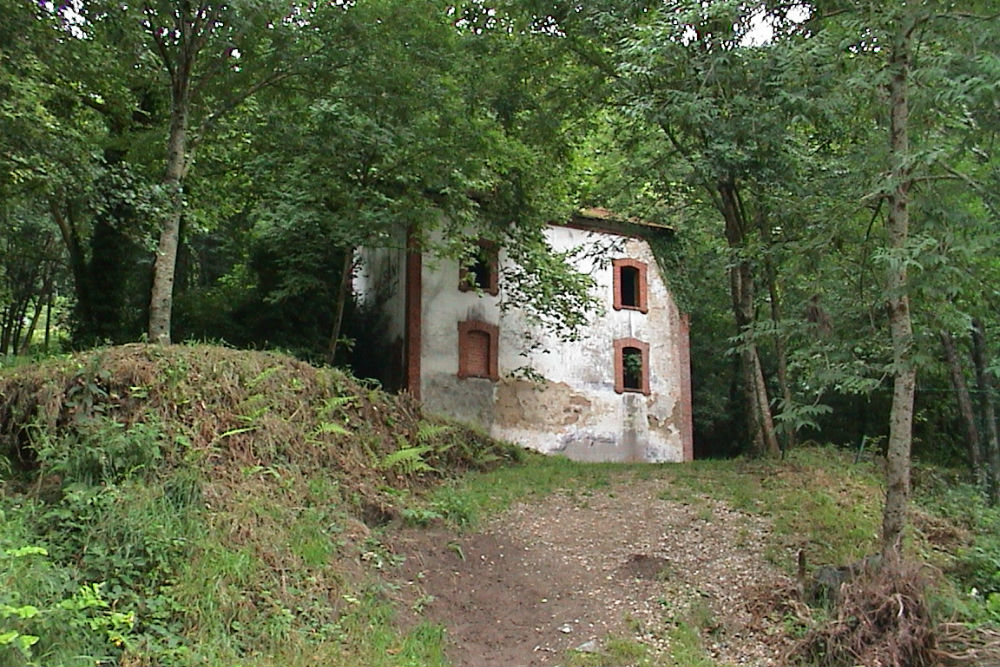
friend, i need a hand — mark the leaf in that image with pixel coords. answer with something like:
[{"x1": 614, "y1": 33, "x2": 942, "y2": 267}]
[
  {"x1": 315, "y1": 421, "x2": 350, "y2": 436},
  {"x1": 381, "y1": 445, "x2": 436, "y2": 474},
  {"x1": 4, "y1": 546, "x2": 48, "y2": 558}
]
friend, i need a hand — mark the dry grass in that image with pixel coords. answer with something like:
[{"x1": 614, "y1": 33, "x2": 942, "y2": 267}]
[
  {"x1": 793, "y1": 557, "x2": 938, "y2": 667},
  {"x1": 0, "y1": 343, "x2": 521, "y2": 516}
]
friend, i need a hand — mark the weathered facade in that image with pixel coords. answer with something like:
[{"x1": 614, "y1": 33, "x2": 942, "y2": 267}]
[{"x1": 355, "y1": 208, "x2": 693, "y2": 462}]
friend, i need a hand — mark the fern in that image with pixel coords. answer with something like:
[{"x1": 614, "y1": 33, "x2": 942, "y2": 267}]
[
  {"x1": 314, "y1": 421, "x2": 350, "y2": 436},
  {"x1": 381, "y1": 446, "x2": 436, "y2": 474},
  {"x1": 415, "y1": 421, "x2": 453, "y2": 444}
]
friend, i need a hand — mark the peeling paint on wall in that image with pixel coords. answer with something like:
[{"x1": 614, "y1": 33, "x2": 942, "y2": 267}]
[
  {"x1": 494, "y1": 379, "x2": 592, "y2": 429},
  {"x1": 356, "y1": 219, "x2": 694, "y2": 463}
]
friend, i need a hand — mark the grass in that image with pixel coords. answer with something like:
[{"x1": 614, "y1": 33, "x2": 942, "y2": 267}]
[
  {"x1": 2, "y1": 344, "x2": 996, "y2": 665},
  {"x1": 656, "y1": 446, "x2": 883, "y2": 569},
  {"x1": 416, "y1": 455, "x2": 644, "y2": 530},
  {"x1": 563, "y1": 636, "x2": 652, "y2": 667}
]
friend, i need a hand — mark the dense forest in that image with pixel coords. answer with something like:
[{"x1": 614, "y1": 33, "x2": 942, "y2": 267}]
[{"x1": 2, "y1": 0, "x2": 999, "y2": 538}]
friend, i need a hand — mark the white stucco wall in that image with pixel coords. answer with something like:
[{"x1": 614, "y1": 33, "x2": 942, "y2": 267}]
[{"x1": 419, "y1": 224, "x2": 691, "y2": 463}]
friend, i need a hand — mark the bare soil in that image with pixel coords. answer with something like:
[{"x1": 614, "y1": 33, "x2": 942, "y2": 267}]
[{"x1": 391, "y1": 475, "x2": 799, "y2": 666}]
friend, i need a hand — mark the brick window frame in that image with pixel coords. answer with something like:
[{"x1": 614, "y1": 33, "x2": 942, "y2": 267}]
[
  {"x1": 459, "y1": 240, "x2": 499, "y2": 296},
  {"x1": 612, "y1": 258, "x2": 649, "y2": 313},
  {"x1": 614, "y1": 337, "x2": 650, "y2": 395},
  {"x1": 458, "y1": 320, "x2": 499, "y2": 381}
]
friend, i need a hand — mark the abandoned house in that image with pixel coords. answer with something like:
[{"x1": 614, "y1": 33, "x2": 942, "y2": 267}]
[{"x1": 354, "y1": 207, "x2": 694, "y2": 463}]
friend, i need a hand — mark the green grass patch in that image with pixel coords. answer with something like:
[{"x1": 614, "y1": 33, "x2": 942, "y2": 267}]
[
  {"x1": 417, "y1": 454, "x2": 645, "y2": 530},
  {"x1": 659, "y1": 446, "x2": 883, "y2": 568}
]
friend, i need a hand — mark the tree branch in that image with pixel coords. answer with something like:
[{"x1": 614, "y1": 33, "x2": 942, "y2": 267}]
[
  {"x1": 190, "y1": 69, "x2": 294, "y2": 151},
  {"x1": 144, "y1": 3, "x2": 176, "y2": 81}
]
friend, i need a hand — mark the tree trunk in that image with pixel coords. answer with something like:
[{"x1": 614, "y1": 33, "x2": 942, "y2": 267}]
[
  {"x1": 148, "y1": 70, "x2": 192, "y2": 344},
  {"x1": 759, "y1": 213, "x2": 796, "y2": 451},
  {"x1": 972, "y1": 319, "x2": 1000, "y2": 505},
  {"x1": 43, "y1": 285, "x2": 53, "y2": 353},
  {"x1": 0, "y1": 305, "x2": 12, "y2": 355},
  {"x1": 720, "y1": 182, "x2": 780, "y2": 458},
  {"x1": 326, "y1": 248, "x2": 355, "y2": 366},
  {"x1": 940, "y1": 330, "x2": 983, "y2": 482},
  {"x1": 17, "y1": 293, "x2": 46, "y2": 356},
  {"x1": 881, "y1": 15, "x2": 917, "y2": 560},
  {"x1": 50, "y1": 200, "x2": 94, "y2": 335}
]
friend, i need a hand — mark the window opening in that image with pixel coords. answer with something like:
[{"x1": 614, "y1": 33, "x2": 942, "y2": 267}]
[
  {"x1": 614, "y1": 337, "x2": 650, "y2": 395},
  {"x1": 469, "y1": 252, "x2": 491, "y2": 290},
  {"x1": 622, "y1": 347, "x2": 643, "y2": 391},
  {"x1": 620, "y1": 266, "x2": 640, "y2": 308},
  {"x1": 460, "y1": 241, "x2": 499, "y2": 295},
  {"x1": 612, "y1": 258, "x2": 648, "y2": 313}
]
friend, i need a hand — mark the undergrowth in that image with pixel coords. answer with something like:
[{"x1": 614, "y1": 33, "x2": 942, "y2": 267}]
[
  {"x1": 3, "y1": 347, "x2": 998, "y2": 666},
  {"x1": 0, "y1": 344, "x2": 522, "y2": 666}
]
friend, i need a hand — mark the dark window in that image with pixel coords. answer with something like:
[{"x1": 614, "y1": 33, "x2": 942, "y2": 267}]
[
  {"x1": 620, "y1": 266, "x2": 640, "y2": 308},
  {"x1": 460, "y1": 241, "x2": 499, "y2": 296},
  {"x1": 612, "y1": 258, "x2": 648, "y2": 313},
  {"x1": 614, "y1": 337, "x2": 650, "y2": 395},
  {"x1": 622, "y1": 347, "x2": 643, "y2": 391}
]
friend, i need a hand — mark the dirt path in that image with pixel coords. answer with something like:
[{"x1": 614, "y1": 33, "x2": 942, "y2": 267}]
[{"x1": 391, "y1": 475, "x2": 799, "y2": 666}]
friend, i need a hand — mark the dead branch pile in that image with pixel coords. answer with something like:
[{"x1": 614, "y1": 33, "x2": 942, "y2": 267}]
[{"x1": 794, "y1": 558, "x2": 937, "y2": 667}]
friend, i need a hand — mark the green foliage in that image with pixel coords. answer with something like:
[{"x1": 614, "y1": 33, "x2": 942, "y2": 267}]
[
  {"x1": 919, "y1": 482, "x2": 1000, "y2": 603},
  {"x1": 32, "y1": 417, "x2": 164, "y2": 485},
  {"x1": 0, "y1": 343, "x2": 523, "y2": 665},
  {"x1": 381, "y1": 445, "x2": 436, "y2": 475}
]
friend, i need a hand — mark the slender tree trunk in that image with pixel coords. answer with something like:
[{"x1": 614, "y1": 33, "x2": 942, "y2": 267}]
[
  {"x1": 0, "y1": 305, "x2": 11, "y2": 355},
  {"x1": 18, "y1": 292, "x2": 46, "y2": 355},
  {"x1": 720, "y1": 183, "x2": 780, "y2": 457},
  {"x1": 43, "y1": 285, "x2": 53, "y2": 353},
  {"x1": 326, "y1": 248, "x2": 354, "y2": 366},
  {"x1": 759, "y1": 214, "x2": 796, "y2": 451},
  {"x1": 148, "y1": 73, "x2": 192, "y2": 344},
  {"x1": 881, "y1": 16, "x2": 918, "y2": 560},
  {"x1": 18, "y1": 244, "x2": 56, "y2": 355},
  {"x1": 972, "y1": 319, "x2": 1000, "y2": 505},
  {"x1": 10, "y1": 296, "x2": 27, "y2": 355},
  {"x1": 50, "y1": 200, "x2": 95, "y2": 337},
  {"x1": 940, "y1": 330, "x2": 983, "y2": 481}
]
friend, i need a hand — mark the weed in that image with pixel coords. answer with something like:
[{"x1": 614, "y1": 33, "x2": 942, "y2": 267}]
[
  {"x1": 400, "y1": 505, "x2": 444, "y2": 527},
  {"x1": 360, "y1": 536, "x2": 405, "y2": 571},
  {"x1": 381, "y1": 445, "x2": 436, "y2": 475},
  {"x1": 664, "y1": 622, "x2": 716, "y2": 667},
  {"x1": 564, "y1": 635, "x2": 651, "y2": 667}
]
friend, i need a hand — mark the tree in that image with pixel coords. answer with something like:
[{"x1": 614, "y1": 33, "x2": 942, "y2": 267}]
[
  {"x1": 244, "y1": 0, "x2": 602, "y2": 362},
  {"x1": 566, "y1": 0, "x2": 828, "y2": 457},
  {"x1": 800, "y1": 0, "x2": 1000, "y2": 555}
]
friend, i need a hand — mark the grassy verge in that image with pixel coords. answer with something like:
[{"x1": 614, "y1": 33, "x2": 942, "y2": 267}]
[
  {"x1": 0, "y1": 344, "x2": 519, "y2": 666},
  {"x1": 2, "y1": 345, "x2": 996, "y2": 665}
]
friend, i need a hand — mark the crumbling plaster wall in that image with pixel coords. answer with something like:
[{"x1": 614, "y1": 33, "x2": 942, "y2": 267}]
[
  {"x1": 418, "y1": 248, "x2": 502, "y2": 426},
  {"x1": 418, "y1": 225, "x2": 690, "y2": 463},
  {"x1": 490, "y1": 226, "x2": 687, "y2": 462}
]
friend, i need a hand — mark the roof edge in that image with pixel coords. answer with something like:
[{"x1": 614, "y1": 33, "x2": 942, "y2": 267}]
[{"x1": 564, "y1": 207, "x2": 675, "y2": 237}]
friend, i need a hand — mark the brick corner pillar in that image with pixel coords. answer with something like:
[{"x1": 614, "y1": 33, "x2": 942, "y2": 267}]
[
  {"x1": 679, "y1": 312, "x2": 694, "y2": 461},
  {"x1": 404, "y1": 227, "x2": 422, "y2": 401}
]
